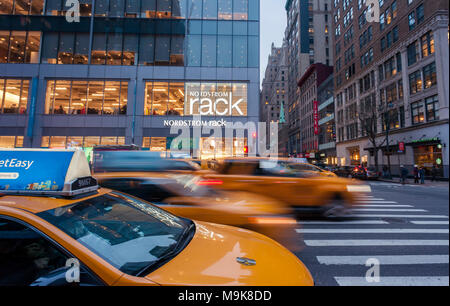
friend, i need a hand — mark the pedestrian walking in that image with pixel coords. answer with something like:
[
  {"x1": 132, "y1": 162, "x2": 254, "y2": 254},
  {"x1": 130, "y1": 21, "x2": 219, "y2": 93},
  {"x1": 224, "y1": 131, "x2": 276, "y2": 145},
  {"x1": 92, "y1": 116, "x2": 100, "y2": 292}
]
[
  {"x1": 431, "y1": 165, "x2": 439, "y2": 182},
  {"x1": 413, "y1": 165, "x2": 419, "y2": 184},
  {"x1": 400, "y1": 165, "x2": 408, "y2": 185},
  {"x1": 419, "y1": 167, "x2": 426, "y2": 184}
]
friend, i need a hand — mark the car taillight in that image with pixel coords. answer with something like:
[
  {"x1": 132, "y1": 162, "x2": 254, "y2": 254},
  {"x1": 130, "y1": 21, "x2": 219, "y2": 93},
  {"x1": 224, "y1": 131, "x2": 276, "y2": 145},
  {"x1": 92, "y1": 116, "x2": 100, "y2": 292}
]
[{"x1": 195, "y1": 180, "x2": 223, "y2": 186}]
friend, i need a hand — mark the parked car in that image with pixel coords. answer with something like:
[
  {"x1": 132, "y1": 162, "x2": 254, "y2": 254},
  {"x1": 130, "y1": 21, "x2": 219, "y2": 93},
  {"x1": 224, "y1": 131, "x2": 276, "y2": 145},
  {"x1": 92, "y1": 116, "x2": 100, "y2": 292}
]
[
  {"x1": 332, "y1": 166, "x2": 354, "y2": 178},
  {"x1": 351, "y1": 166, "x2": 380, "y2": 181}
]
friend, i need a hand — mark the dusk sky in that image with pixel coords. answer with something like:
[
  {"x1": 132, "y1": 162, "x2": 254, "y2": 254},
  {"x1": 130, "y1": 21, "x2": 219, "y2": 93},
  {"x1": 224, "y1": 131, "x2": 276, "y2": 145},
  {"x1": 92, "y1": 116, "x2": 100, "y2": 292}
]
[{"x1": 260, "y1": 0, "x2": 287, "y2": 88}]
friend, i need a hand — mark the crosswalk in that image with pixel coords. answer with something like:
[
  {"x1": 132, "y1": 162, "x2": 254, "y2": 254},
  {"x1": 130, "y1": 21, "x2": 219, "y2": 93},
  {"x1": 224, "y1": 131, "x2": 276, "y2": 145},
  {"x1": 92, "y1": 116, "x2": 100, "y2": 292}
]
[{"x1": 297, "y1": 194, "x2": 449, "y2": 286}]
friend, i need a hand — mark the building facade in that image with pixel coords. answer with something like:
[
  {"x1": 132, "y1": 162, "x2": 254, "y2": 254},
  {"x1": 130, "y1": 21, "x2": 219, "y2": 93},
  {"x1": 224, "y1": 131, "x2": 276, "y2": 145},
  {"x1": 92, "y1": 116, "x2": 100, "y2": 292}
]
[
  {"x1": 292, "y1": 63, "x2": 333, "y2": 160},
  {"x1": 260, "y1": 41, "x2": 288, "y2": 154},
  {"x1": 332, "y1": 0, "x2": 449, "y2": 178},
  {"x1": 284, "y1": 0, "x2": 333, "y2": 155},
  {"x1": 0, "y1": 0, "x2": 260, "y2": 159},
  {"x1": 317, "y1": 73, "x2": 336, "y2": 165}
]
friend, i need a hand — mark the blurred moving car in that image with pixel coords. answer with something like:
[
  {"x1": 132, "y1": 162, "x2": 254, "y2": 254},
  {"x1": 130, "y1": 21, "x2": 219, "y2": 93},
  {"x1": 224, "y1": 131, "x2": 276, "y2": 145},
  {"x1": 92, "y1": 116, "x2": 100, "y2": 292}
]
[
  {"x1": 351, "y1": 166, "x2": 380, "y2": 181},
  {"x1": 0, "y1": 149, "x2": 313, "y2": 286},
  {"x1": 288, "y1": 162, "x2": 337, "y2": 177},
  {"x1": 95, "y1": 172, "x2": 293, "y2": 228},
  {"x1": 92, "y1": 150, "x2": 201, "y2": 174},
  {"x1": 332, "y1": 166, "x2": 354, "y2": 178},
  {"x1": 204, "y1": 158, "x2": 372, "y2": 218}
]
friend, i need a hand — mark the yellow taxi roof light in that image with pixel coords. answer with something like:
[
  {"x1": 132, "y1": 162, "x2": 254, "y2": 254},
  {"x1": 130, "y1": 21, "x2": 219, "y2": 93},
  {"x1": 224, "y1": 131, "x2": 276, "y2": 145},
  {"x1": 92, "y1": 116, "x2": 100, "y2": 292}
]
[{"x1": 0, "y1": 149, "x2": 98, "y2": 197}]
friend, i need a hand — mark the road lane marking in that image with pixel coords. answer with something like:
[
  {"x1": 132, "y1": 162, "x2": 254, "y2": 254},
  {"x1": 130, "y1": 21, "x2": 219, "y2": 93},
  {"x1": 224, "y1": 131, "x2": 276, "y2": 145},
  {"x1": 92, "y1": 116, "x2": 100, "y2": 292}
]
[
  {"x1": 334, "y1": 276, "x2": 449, "y2": 286},
  {"x1": 411, "y1": 221, "x2": 450, "y2": 225},
  {"x1": 297, "y1": 220, "x2": 389, "y2": 225},
  {"x1": 356, "y1": 201, "x2": 398, "y2": 204},
  {"x1": 297, "y1": 229, "x2": 449, "y2": 234},
  {"x1": 304, "y1": 240, "x2": 450, "y2": 246},
  {"x1": 353, "y1": 205, "x2": 414, "y2": 208},
  {"x1": 317, "y1": 255, "x2": 449, "y2": 265},
  {"x1": 352, "y1": 209, "x2": 427, "y2": 212},
  {"x1": 350, "y1": 214, "x2": 449, "y2": 219}
]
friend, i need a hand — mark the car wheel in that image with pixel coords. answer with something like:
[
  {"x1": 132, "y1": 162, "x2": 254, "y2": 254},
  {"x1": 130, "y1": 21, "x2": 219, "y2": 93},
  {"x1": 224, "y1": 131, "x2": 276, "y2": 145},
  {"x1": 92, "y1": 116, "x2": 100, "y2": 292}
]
[{"x1": 323, "y1": 200, "x2": 350, "y2": 219}]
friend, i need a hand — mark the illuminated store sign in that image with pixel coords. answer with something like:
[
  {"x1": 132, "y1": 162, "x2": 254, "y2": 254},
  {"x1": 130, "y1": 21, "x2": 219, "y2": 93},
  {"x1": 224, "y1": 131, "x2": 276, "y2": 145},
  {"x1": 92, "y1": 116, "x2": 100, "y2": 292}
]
[{"x1": 184, "y1": 83, "x2": 248, "y2": 117}]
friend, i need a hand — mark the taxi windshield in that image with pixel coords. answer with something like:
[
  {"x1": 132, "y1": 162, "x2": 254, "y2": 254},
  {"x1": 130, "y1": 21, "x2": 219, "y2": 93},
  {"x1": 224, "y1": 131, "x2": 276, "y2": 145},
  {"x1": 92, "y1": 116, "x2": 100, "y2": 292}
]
[{"x1": 37, "y1": 192, "x2": 194, "y2": 276}]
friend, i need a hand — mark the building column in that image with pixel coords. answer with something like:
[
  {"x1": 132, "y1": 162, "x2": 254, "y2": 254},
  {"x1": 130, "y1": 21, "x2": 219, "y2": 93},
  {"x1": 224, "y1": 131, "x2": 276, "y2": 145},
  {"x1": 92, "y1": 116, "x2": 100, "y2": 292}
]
[{"x1": 432, "y1": 16, "x2": 449, "y2": 178}]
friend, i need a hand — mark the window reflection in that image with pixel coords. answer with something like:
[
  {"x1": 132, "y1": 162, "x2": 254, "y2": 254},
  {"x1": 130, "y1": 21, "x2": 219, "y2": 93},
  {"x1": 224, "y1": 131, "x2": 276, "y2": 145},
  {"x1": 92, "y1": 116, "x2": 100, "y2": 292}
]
[
  {"x1": 8, "y1": 31, "x2": 26, "y2": 63},
  {"x1": 0, "y1": 30, "x2": 41, "y2": 64},
  {"x1": 43, "y1": 136, "x2": 126, "y2": 149},
  {"x1": 168, "y1": 82, "x2": 184, "y2": 115},
  {"x1": 0, "y1": 78, "x2": 29, "y2": 114},
  {"x1": 45, "y1": 80, "x2": 128, "y2": 115},
  {"x1": 92, "y1": 33, "x2": 107, "y2": 65},
  {"x1": 233, "y1": 0, "x2": 248, "y2": 20},
  {"x1": 153, "y1": 81, "x2": 169, "y2": 115},
  {"x1": 218, "y1": 0, "x2": 232, "y2": 20},
  {"x1": 145, "y1": 81, "x2": 247, "y2": 117},
  {"x1": 0, "y1": 0, "x2": 43, "y2": 15},
  {"x1": 0, "y1": 136, "x2": 24, "y2": 148}
]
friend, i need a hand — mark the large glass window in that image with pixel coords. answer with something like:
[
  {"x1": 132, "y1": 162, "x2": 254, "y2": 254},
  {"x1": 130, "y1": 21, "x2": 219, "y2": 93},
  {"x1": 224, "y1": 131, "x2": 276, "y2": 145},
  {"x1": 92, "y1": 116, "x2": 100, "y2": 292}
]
[
  {"x1": 139, "y1": 34, "x2": 155, "y2": 65},
  {"x1": 233, "y1": 36, "x2": 247, "y2": 67},
  {"x1": 233, "y1": 0, "x2": 248, "y2": 20},
  {"x1": 217, "y1": 35, "x2": 232, "y2": 67},
  {"x1": 91, "y1": 33, "x2": 107, "y2": 65},
  {"x1": 58, "y1": 33, "x2": 75, "y2": 64},
  {"x1": 201, "y1": 35, "x2": 216, "y2": 67},
  {"x1": 106, "y1": 32, "x2": 123, "y2": 65},
  {"x1": 7, "y1": 31, "x2": 26, "y2": 63},
  {"x1": 42, "y1": 136, "x2": 125, "y2": 148},
  {"x1": 218, "y1": 0, "x2": 232, "y2": 20},
  {"x1": 0, "y1": 78, "x2": 29, "y2": 114},
  {"x1": 45, "y1": 80, "x2": 128, "y2": 115},
  {"x1": 145, "y1": 81, "x2": 248, "y2": 117},
  {"x1": 187, "y1": 0, "x2": 202, "y2": 18},
  {"x1": 202, "y1": 0, "x2": 217, "y2": 19},
  {"x1": 74, "y1": 33, "x2": 90, "y2": 64},
  {"x1": 186, "y1": 35, "x2": 201, "y2": 66},
  {"x1": 151, "y1": 81, "x2": 169, "y2": 115},
  {"x1": 0, "y1": 0, "x2": 43, "y2": 15},
  {"x1": 0, "y1": 136, "x2": 24, "y2": 148}
]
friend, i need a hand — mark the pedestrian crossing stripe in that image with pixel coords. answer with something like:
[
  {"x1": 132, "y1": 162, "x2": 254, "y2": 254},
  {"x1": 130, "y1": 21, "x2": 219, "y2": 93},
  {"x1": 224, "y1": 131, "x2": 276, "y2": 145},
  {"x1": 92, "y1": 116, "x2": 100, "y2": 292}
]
[
  {"x1": 334, "y1": 276, "x2": 449, "y2": 286},
  {"x1": 304, "y1": 240, "x2": 449, "y2": 246},
  {"x1": 297, "y1": 229, "x2": 449, "y2": 234},
  {"x1": 317, "y1": 255, "x2": 449, "y2": 265}
]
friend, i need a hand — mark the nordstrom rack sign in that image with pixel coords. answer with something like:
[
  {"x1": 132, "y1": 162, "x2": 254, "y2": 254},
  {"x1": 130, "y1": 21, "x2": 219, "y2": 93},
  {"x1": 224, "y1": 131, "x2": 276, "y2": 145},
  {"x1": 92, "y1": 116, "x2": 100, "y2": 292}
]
[{"x1": 184, "y1": 83, "x2": 248, "y2": 117}]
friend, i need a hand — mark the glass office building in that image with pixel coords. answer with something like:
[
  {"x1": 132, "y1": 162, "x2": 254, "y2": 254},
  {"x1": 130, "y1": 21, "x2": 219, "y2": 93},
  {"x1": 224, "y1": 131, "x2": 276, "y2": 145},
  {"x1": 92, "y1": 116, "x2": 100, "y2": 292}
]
[{"x1": 0, "y1": 0, "x2": 260, "y2": 158}]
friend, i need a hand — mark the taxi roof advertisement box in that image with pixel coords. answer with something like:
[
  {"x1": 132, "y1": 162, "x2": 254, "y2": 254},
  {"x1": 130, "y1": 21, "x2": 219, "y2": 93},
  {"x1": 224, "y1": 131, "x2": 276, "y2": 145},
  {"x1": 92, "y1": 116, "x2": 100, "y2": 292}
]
[{"x1": 0, "y1": 149, "x2": 91, "y2": 193}]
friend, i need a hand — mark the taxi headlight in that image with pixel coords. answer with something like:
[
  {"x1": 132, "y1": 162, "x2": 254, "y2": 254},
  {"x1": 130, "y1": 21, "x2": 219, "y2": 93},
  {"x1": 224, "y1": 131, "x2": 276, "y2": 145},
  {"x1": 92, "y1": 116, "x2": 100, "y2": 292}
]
[
  {"x1": 248, "y1": 216, "x2": 297, "y2": 225},
  {"x1": 346, "y1": 185, "x2": 372, "y2": 193}
]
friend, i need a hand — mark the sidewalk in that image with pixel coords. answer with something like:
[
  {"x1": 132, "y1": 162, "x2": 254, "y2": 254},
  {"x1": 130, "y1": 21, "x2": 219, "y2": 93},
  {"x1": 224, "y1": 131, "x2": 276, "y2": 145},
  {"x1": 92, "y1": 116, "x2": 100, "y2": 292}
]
[{"x1": 378, "y1": 178, "x2": 449, "y2": 187}]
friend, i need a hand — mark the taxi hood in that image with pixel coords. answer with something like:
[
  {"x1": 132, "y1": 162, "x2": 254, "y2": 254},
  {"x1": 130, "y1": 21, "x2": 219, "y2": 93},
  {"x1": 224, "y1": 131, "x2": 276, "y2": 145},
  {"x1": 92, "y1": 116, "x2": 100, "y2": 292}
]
[{"x1": 144, "y1": 221, "x2": 313, "y2": 286}]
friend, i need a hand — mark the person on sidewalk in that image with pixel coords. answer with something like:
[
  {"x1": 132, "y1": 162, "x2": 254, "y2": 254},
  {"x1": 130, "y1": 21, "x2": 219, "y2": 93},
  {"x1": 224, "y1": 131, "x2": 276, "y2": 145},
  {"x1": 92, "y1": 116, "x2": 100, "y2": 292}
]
[
  {"x1": 400, "y1": 165, "x2": 408, "y2": 185},
  {"x1": 431, "y1": 165, "x2": 439, "y2": 182},
  {"x1": 419, "y1": 167, "x2": 426, "y2": 184},
  {"x1": 413, "y1": 165, "x2": 420, "y2": 184}
]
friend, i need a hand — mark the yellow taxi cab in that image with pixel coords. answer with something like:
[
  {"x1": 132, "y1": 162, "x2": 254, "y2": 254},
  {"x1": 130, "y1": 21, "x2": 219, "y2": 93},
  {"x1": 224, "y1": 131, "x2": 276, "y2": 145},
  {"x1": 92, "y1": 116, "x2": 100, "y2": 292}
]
[
  {"x1": 94, "y1": 172, "x2": 293, "y2": 227},
  {"x1": 0, "y1": 149, "x2": 313, "y2": 286},
  {"x1": 204, "y1": 158, "x2": 372, "y2": 218}
]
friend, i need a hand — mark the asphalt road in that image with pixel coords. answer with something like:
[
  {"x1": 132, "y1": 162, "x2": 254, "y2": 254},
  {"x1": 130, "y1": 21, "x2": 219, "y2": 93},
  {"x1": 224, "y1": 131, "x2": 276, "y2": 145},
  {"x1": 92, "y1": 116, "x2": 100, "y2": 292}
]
[{"x1": 292, "y1": 181, "x2": 449, "y2": 286}]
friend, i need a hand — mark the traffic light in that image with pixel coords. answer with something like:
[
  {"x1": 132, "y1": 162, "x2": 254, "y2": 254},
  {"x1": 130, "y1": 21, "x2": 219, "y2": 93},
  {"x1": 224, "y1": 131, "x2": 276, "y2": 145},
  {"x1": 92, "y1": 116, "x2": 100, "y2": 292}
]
[{"x1": 244, "y1": 146, "x2": 249, "y2": 156}]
